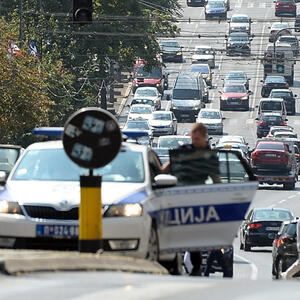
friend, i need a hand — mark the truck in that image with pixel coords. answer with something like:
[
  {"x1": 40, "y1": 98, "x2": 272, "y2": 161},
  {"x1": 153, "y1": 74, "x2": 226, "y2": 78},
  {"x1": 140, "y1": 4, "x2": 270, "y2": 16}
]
[
  {"x1": 262, "y1": 43, "x2": 295, "y2": 85},
  {"x1": 251, "y1": 138, "x2": 298, "y2": 190}
]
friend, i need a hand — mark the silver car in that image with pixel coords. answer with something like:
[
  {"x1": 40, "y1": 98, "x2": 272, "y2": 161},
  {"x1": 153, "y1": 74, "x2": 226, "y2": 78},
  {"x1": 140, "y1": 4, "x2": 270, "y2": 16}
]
[
  {"x1": 196, "y1": 108, "x2": 224, "y2": 135},
  {"x1": 276, "y1": 35, "x2": 299, "y2": 56},
  {"x1": 148, "y1": 111, "x2": 177, "y2": 136}
]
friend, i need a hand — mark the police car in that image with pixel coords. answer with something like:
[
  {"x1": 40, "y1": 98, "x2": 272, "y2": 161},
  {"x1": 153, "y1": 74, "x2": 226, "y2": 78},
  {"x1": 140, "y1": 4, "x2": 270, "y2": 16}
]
[{"x1": 0, "y1": 129, "x2": 257, "y2": 274}]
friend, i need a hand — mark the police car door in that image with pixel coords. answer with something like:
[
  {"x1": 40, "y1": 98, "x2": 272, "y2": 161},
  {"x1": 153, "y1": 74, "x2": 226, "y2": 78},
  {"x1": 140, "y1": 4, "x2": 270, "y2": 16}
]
[{"x1": 154, "y1": 150, "x2": 257, "y2": 254}]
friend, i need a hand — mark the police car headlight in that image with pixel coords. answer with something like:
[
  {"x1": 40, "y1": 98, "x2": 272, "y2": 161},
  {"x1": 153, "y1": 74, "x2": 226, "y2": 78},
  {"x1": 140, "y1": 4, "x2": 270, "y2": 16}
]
[
  {"x1": 177, "y1": 51, "x2": 182, "y2": 55},
  {"x1": 0, "y1": 201, "x2": 23, "y2": 215},
  {"x1": 104, "y1": 203, "x2": 143, "y2": 217}
]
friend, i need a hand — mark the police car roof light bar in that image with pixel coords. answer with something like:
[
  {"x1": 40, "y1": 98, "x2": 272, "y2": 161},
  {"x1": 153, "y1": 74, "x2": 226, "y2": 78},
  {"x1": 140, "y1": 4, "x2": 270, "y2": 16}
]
[
  {"x1": 34, "y1": 127, "x2": 64, "y2": 137},
  {"x1": 122, "y1": 130, "x2": 149, "y2": 139}
]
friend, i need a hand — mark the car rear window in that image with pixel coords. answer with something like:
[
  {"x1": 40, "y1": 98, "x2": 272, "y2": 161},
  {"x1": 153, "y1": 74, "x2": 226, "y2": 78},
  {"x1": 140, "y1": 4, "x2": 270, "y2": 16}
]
[
  {"x1": 257, "y1": 143, "x2": 284, "y2": 150},
  {"x1": 265, "y1": 76, "x2": 285, "y2": 83},
  {"x1": 271, "y1": 91, "x2": 292, "y2": 98},
  {"x1": 263, "y1": 115, "x2": 283, "y2": 123},
  {"x1": 254, "y1": 210, "x2": 292, "y2": 221},
  {"x1": 261, "y1": 101, "x2": 282, "y2": 111}
]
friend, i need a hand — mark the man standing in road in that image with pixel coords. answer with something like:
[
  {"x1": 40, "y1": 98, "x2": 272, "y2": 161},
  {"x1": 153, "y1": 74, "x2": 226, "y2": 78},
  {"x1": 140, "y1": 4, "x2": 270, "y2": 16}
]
[
  {"x1": 161, "y1": 123, "x2": 222, "y2": 276},
  {"x1": 282, "y1": 220, "x2": 300, "y2": 279}
]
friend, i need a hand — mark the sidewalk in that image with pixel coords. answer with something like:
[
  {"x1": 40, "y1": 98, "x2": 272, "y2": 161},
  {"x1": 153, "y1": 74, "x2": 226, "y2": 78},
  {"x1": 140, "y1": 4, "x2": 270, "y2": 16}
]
[{"x1": 0, "y1": 249, "x2": 168, "y2": 275}]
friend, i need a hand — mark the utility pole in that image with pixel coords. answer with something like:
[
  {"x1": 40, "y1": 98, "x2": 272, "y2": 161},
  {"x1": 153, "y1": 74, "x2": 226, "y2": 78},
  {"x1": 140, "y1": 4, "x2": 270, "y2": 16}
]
[
  {"x1": 109, "y1": 61, "x2": 115, "y2": 103},
  {"x1": 19, "y1": 0, "x2": 24, "y2": 48},
  {"x1": 38, "y1": 0, "x2": 43, "y2": 61}
]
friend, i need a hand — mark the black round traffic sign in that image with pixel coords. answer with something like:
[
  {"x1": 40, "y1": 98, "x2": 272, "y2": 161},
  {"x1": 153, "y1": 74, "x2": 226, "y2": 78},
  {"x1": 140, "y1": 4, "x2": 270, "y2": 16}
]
[{"x1": 62, "y1": 107, "x2": 122, "y2": 169}]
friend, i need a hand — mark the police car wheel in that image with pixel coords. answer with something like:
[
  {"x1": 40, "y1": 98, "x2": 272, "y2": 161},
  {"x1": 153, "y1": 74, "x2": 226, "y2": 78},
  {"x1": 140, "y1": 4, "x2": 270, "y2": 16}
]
[
  {"x1": 240, "y1": 241, "x2": 244, "y2": 250},
  {"x1": 160, "y1": 253, "x2": 184, "y2": 275},
  {"x1": 147, "y1": 225, "x2": 159, "y2": 261}
]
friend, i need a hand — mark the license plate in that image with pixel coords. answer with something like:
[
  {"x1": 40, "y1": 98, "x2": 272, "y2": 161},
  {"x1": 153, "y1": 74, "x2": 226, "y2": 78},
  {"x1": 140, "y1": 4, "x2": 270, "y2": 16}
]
[
  {"x1": 230, "y1": 102, "x2": 240, "y2": 105},
  {"x1": 263, "y1": 177, "x2": 273, "y2": 181},
  {"x1": 36, "y1": 224, "x2": 78, "y2": 238},
  {"x1": 181, "y1": 114, "x2": 190, "y2": 117},
  {"x1": 265, "y1": 154, "x2": 276, "y2": 157},
  {"x1": 266, "y1": 227, "x2": 280, "y2": 231}
]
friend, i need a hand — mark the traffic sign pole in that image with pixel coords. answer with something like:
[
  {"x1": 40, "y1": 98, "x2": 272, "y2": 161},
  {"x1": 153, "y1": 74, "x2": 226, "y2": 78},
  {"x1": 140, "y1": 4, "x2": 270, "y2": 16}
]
[{"x1": 79, "y1": 173, "x2": 102, "y2": 253}]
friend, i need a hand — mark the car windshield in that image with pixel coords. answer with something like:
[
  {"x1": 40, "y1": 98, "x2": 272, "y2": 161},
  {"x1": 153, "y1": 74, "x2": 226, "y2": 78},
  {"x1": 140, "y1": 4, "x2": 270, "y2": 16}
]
[
  {"x1": 275, "y1": 133, "x2": 297, "y2": 138},
  {"x1": 130, "y1": 106, "x2": 152, "y2": 114},
  {"x1": 132, "y1": 99, "x2": 154, "y2": 106},
  {"x1": 199, "y1": 111, "x2": 221, "y2": 119},
  {"x1": 190, "y1": 65, "x2": 209, "y2": 73},
  {"x1": 253, "y1": 210, "x2": 292, "y2": 221},
  {"x1": 12, "y1": 149, "x2": 145, "y2": 183},
  {"x1": 136, "y1": 89, "x2": 157, "y2": 97},
  {"x1": 224, "y1": 85, "x2": 246, "y2": 93},
  {"x1": 261, "y1": 102, "x2": 282, "y2": 110},
  {"x1": 173, "y1": 89, "x2": 200, "y2": 100},
  {"x1": 271, "y1": 91, "x2": 292, "y2": 98},
  {"x1": 257, "y1": 143, "x2": 284, "y2": 150},
  {"x1": 125, "y1": 121, "x2": 150, "y2": 130},
  {"x1": 158, "y1": 137, "x2": 191, "y2": 149},
  {"x1": 208, "y1": 1, "x2": 224, "y2": 8},
  {"x1": 265, "y1": 76, "x2": 285, "y2": 83},
  {"x1": 229, "y1": 35, "x2": 249, "y2": 42},
  {"x1": 152, "y1": 113, "x2": 172, "y2": 121},
  {"x1": 135, "y1": 66, "x2": 161, "y2": 79},
  {"x1": 226, "y1": 72, "x2": 246, "y2": 80},
  {"x1": 161, "y1": 41, "x2": 179, "y2": 48},
  {"x1": 0, "y1": 148, "x2": 20, "y2": 173},
  {"x1": 232, "y1": 16, "x2": 249, "y2": 23},
  {"x1": 279, "y1": 37, "x2": 297, "y2": 43}
]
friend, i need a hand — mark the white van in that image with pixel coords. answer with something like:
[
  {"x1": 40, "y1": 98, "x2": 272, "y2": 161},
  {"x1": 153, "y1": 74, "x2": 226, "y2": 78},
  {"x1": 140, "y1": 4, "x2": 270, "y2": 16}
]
[{"x1": 257, "y1": 98, "x2": 287, "y2": 119}]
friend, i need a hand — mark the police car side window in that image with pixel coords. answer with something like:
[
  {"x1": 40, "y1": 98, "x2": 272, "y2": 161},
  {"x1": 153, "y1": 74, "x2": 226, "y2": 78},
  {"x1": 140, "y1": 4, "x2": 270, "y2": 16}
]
[{"x1": 148, "y1": 150, "x2": 162, "y2": 182}]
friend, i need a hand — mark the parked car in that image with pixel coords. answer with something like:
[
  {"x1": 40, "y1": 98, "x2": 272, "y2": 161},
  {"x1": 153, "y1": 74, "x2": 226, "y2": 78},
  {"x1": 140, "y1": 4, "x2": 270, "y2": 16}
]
[
  {"x1": 275, "y1": 0, "x2": 296, "y2": 17},
  {"x1": 196, "y1": 108, "x2": 224, "y2": 135},
  {"x1": 269, "y1": 89, "x2": 297, "y2": 115},
  {"x1": 134, "y1": 87, "x2": 162, "y2": 110},
  {"x1": 240, "y1": 208, "x2": 293, "y2": 251},
  {"x1": 256, "y1": 112, "x2": 288, "y2": 138},
  {"x1": 219, "y1": 83, "x2": 251, "y2": 111},
  {"x1": 205, "y1": 0, "x2": 227, "y2": 20},
  {"x1": 223, "y1": 71, "x2": 250, "y2": 90},
  {"x1": 261, "y1": 76, "x2": 289, "y2": 97},
  {"x1": 191, "y1": 45, "x2": 216, "y2": 68},
  {"x1": 269, "y1": 23, "x2": 292, "y2": 42},
  {"x1": 276, "y1": 35, "x2": 299, "y2": 56},
  {"x1": 148, "y1": 111, "x2": 177, "y2": 136},
  {"x1": 127, "y1": 104, "x2": 153, "y2": 121},
  {"x1": 228, "y1": 14, "x2": 252, "y2": 35},
  {"x1": 190, "y1": 64, "x2": 213, "y2": 87},
  {"x1": 272, "y1": 219, "x2": 299, "y2": 279},
  {"x1": 160, "y1": 40, "x2": 183, "y2": 63}
]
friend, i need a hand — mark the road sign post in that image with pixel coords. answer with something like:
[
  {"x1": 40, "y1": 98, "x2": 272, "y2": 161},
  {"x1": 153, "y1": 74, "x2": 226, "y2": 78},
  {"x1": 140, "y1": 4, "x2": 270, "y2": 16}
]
[{"x1": 62, "y1": 107, "x2": 122, "y2": 253}]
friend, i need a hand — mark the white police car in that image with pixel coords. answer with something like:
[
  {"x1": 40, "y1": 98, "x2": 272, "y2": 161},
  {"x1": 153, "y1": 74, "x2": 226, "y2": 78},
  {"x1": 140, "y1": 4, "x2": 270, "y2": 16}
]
[{"x1": 0, "y1": 130, "x2": 257, "y2": 274}]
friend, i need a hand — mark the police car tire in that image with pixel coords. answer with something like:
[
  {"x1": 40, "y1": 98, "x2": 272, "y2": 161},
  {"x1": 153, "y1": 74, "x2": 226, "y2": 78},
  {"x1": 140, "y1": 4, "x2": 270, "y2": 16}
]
[
  {"x1": 147, "y1": 225, "x2": 159, "y2": 261},
  {"x1": 160, "y1": 253, "x2": 184, "y2": 275},
  {"x1": 240, "y1": 241, "x2": 244, "y2": 250},
  {"x1": 244, "y1": 237, "x2": 251, "y2": 251}
]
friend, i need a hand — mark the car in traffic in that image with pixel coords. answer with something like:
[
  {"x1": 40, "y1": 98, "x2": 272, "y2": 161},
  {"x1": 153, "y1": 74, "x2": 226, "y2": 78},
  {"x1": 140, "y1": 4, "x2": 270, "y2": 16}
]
[
  {"x1": 261, "y1": 76, "x2": 289, "y2": 97},
  {"x1": 132, "y1": 60, "x2": 168, "y2": 94},
  {"x1": 225, "y1": 32, "x2": 252, "y2": 56},
  {"x1": 257, "y1": 98, "x2": 287, "y2": 120},
  {"x1": 189, "y1": 64, "x2": 213, "y2": 87},
  {"x1": 223, "y1": 71, "x2": 250, "y2": 90},
  {"x1": 276, "y1": 35, "x2": 299, "y2": 56},
  {"x1": 127, "y1": 104, "x2": 153, "y2": 121},
  {"x1": 191, "y1": 45, "x2": 216, "y2": 68},
  {"x1": 272, "y1": 219, "x2": 299, "y2": 279},
  {"x1": 274, "y1": 0, "x2": 296, "y2": 17},
  {"x1": 186, "y1": 0, "x2": 206, "y2": 6},
  {"x1": 160, "y1": 40, "x2": 183, "y2": 63},
  {"x1": 268, "y1": 23, "x2": 292, "y2": 42},
  {"x1": 130, "y1": 98, "x2": 155, "y2": 111},
  {"x1": 157, "y1": 135, "x2": 191, "y2": 149},
  {"x1": 274, "y1": 131, "x2": 298, "y2": 139},
  {"x1": 204, "y1": 0, "x2": 227, "y2": 20},
  {"x1": 134, "y1": 87, "x2": 162, "y2": 110},
  {"x1": 228, "y1": 14, "x2": 252, "y2": 35},
  {"x1": 269, "y1": 89, "x2": 297, "y2": 115},
  {"x1": 251, "y1": 140, "x2": 292, "y2": 171},
  {"x1": 240, "y1": 208, "x2": 293, "y2": 251},
  {"x1": 256, "y1": 112, "x2": 288, "y2": 138},
  {"x1": 148, "y1": 111, "x2": 177, "y2": 136},
  {"x1": 266, "y1": 125, "x2": 294, "y2": 138},
  {"x1": 219, "y1": 83, "x2": 251, "y2": 111},
  {"x1": 196, "y1": 108, "x2": 224, "y2": 135},
  {"x1": 123, "y1": 119, "x2": 154, "y2": 145}
]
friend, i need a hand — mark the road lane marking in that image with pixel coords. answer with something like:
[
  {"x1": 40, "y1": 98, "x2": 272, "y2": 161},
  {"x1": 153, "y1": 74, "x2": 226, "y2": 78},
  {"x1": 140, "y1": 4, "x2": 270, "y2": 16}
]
[
  {"x1": 209, "y1": 55, "x2": 223, "y2": 109},
  {"x1": 235, "y1": 254, "x2": 258, "y2": 280},
  {"x1": 288, "y1": 195, "x2": 296, "y2": 199},
  {"x1": 278, "y1": 199, "x2": 286, "y2": 203}
]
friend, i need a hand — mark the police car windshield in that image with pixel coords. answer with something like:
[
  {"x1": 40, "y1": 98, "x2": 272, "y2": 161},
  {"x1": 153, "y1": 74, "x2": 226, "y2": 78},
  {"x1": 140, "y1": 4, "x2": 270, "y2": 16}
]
[
  {"x1": 12, "y1": 149, "x2": 145, "y2": 183},
  {"x1": 130, "y1": 106, "x2": 152, "y2": 114},
  {"x1": 253, "y1": 210, "x2": 292, "y2": 221},
  {"x1": 125, "y1": 121, "x2": 150, "y2": 130},
  {"x1": 152, "y1": 113, "x2": 172, "y2": 120},
  {"x1": 135, "y1": 89, "x2": 157, "y2": 97}
]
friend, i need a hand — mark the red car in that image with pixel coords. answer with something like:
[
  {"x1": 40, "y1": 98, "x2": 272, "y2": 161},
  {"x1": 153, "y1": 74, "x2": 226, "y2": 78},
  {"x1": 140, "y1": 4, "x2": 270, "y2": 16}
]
[
  {"x1": 132, "y1": 60, "x2": 168, "y2": 94},
  {"x1": 251, "y1": 141, "x2": 291, "y2": 171},
  {"x1": 219, "y1": 83, "x2": 251, "y2": 111},
  {"x1": 275, "y1": 0, "x2": 296, "y2": 17}
]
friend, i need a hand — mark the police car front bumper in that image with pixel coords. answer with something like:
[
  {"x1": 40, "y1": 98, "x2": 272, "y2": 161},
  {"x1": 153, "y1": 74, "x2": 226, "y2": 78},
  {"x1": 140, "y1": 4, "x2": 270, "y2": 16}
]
[{"x1": 0, "y1": 212, "x2": 151, "y2": 258}]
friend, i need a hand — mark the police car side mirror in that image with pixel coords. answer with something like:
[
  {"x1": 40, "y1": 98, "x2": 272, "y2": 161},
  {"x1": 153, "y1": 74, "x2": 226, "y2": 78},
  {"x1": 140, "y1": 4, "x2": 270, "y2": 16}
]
[
  {"x1": 153, "y1": 174, "x2": 177, "y2": 188},
  {"x1": 0, "y1": 171, "x2": 7, "y2": 184}
]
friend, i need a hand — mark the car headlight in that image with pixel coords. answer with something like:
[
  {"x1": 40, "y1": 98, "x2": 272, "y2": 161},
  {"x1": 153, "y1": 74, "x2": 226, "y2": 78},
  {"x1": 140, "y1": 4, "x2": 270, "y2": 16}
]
[
  {"x1": 172, "y1": 105, "x2": 177, "y2": 109},
  {"x1": 156, "y1": 83, "x2": 160, "y2": 87},
  {"x1": 194, "y1": 106, "x2": 200, "y2": 110},
  {"x1": 206, "y1": 76, "x2": 211, "y2": 81},
  {"x1": 104, "y1": 203, "x2": 143, "y2": 217},
  {"x1": 241, "y1": 96, "x2": 248, "y2": 100},
  {"x1": 0, "y1": 201, "x2": 23, "y2": 215},
  {"x1": 177, "y1": 51, "x2": 182, "y2": 55},
  {"x1": 221, "y1": 96, "x2": 228, "y2": 101}
]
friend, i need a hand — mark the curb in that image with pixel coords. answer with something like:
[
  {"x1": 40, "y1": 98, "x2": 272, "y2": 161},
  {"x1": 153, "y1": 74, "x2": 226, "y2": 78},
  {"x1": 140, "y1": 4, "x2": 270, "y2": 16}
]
[
  {"x1": 0, "y1": 251, "x2": 168, "y2": 276},
  {"x1": 117, "y1": 82, "x2": 132, "y2": 116}
]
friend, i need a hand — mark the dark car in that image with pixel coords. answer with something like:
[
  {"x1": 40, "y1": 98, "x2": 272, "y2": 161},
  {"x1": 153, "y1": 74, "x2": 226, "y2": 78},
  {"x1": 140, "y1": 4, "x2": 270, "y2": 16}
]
[
  {"x1": 295, "y1": 14, "x2": 300, "y2": 32},
  {"x1": 275, "y1": 0, "x2": 296, "y2": 17},
  {"x1": 272, "y1": 219, "x2": 299, "y2": 279},
  {"x1": 223, "y1": 71, "x2": 250, "y2": 90},
  {"x1": 160, "y1": 40, "x2": 183, "y2": 63},
  {"x1": 261, "y1": 76, "x2": 289, "y2": 97},
  {"x1": 269, "y1": 89, "x2": 297, "y2": 115},
  {"x1": 186, "y1": 0, "x2": 206, "y2": 6},
  {"x1": 256, "y1": 112, "x2": 287, "y2": 138},
  {"x1": 225, "y1": 32, "x2": 252, "y2": 56},
  {"x1": 0, "y1": 145, "x2": 24, "y2": 178},
  {"x1": 240, "y1": 208, "x2": 293, "y2": 251}
]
